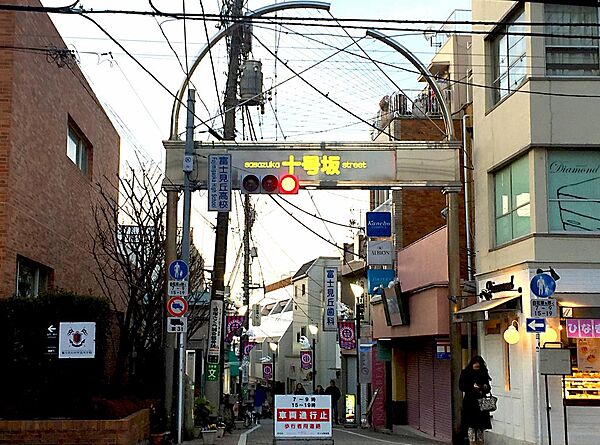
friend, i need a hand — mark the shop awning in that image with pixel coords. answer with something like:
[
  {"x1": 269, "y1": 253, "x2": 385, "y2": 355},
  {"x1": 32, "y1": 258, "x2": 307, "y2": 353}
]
[{"x1": 453, "y1": 295, "x2": 521, "y2": 323}]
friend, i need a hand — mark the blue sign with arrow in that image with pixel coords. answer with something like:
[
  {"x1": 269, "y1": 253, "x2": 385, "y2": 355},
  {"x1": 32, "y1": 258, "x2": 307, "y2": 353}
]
[
  {"x1": 530, "y1": 273, "x2": 556, "y2": 298},
  {"x1": 169, "y1": 260, "x2": 189, "y2": 280},
  {"x1": 526, "y1": 317, "x2": 547, "y2": 333}
]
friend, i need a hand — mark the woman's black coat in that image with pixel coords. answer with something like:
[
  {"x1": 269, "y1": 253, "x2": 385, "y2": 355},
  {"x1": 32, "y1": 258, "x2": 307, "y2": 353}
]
[{"x1": 459, "y1": 368, "x2": 493, "y2": 431}]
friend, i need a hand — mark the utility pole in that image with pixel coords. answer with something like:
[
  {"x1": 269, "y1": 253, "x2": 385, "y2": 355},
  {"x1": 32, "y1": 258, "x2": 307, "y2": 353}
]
[
  {"x1": 445, "y1": 188, "x2": 463, "y2": 445},
  {"x1": 205, "y1": 0, "x2": 244, "y2": 409},
  {"x1": 239, "y1": 194, "x2": 252, "y2": 408}
]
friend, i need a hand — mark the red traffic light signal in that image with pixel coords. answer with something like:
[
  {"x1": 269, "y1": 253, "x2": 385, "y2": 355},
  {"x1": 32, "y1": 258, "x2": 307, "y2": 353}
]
[
  {"x1": 241, "y1": 174, "x2": 260, "y2": 193},
  {"x1": 279, "y1": 174, "x2": 299, "y2": 194},
  {"x1": 261, "y1": 174, "x2": 279, "y2": 193}
]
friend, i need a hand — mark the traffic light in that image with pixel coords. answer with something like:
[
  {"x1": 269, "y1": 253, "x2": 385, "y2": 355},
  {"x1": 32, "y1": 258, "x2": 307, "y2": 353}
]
[{"x1": 240, "y1": 173, "x2": 299, "y2": 194}]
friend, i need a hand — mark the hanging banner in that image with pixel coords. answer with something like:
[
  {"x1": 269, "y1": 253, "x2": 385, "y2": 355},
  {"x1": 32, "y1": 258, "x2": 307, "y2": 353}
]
[
  {"x1": 263, "y1": 363, "x2": 274, "y2": 380},
  {"x1": 359, "y1": 343, "x2": 373, "y2": 383},
  {"x1": 339, "y1": 321, "x2": 356, "y2": 350},
  {"x1": 243, "y1": 339, "x2": 257, "y2": 356},
  {"x1": 323, "y1": 267, "x2": 338, "y2": 332},
  {"x1": 300, "y1": 350, "x2": 313, "y2": 370},
  {"x1": 225, "y1": 315, "x2": 244, "y2": 343}
]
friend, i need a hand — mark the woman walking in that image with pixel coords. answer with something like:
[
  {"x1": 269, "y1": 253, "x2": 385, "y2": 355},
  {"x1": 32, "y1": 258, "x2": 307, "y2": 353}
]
[
  {"x1": 293, "y1": 382, "x2": 307, "y2": 395},
  {"x1": 459, "y1": 356, "x2": 493, "y2": 445}
]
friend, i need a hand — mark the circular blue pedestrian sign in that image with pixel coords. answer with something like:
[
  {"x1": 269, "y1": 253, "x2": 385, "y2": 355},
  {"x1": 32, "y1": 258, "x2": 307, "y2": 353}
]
[
  {"x1": 169, "y1": 260, "x2": 189, "y2": 280},
  {"x1": 530, "y1": 273, "x2": 556, "y2": 298}
]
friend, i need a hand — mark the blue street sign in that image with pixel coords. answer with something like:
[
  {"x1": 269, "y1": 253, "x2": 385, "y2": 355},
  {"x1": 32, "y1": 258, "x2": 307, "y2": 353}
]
[
  {"x1": 366, "y1": 212, "x2": 392, "y2": 237},
  {"x1": 526, "y1": 318, "x2": 547, "y2": 333},
  {"x1": 530, "y1": 273, "x2": 556, "y2": 298},
  {"x1": 169, "y1": 260, "x2": 189, "y2": 280}
]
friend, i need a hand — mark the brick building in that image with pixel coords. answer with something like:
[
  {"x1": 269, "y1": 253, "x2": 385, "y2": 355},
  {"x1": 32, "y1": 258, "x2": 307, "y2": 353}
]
[{"x1": 0, "y1": 2, "x2": 120, "y2": 298}]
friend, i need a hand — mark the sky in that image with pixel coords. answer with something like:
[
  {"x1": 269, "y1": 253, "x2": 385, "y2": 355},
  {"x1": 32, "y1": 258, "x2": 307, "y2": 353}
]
[{"x1": 41, "y1": 0, "x2": 470, "y2": 302}]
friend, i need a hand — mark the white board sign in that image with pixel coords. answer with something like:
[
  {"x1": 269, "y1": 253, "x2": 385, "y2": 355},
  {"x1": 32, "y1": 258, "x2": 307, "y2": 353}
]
[
  {"x1": 366, "y1": 240, "x2": 393, "y2": 265},
  {"x1": 539, "y1": 348, "x2": 572, "y2": 375},
  {"x1": 168, "y1": 280, "x2": 189, "y2": 297},
  {"x1": 207, "y1": 300, "x2": 224, "y2": 364},
  {"x1": 530, "y1": 298, "x2": 558, "y2": 318},
  {"x1": 58, "y1": 322, "x2": 96, "y2": 359},
  {"x1": 208, "y1": 154, "x2": 232, "y2": 212},
  {"x1": 323, "y1": 267, "x2": 338, "y2": 332},
  {"x1": 274, "y1": 395, "x2": 332, "y2": 438},
  {"x1": 167, "y1": 316, "x2": 188, "y2": 333}
]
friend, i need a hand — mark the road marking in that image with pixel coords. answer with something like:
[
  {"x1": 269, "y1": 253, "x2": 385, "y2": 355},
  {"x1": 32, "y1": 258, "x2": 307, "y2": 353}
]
[
  {"x1": 338, "y1": 429, "x2": 412, "y2": 445},
  {"x1": 238, "y1": 423, "x2": 261, "y2": 445}
]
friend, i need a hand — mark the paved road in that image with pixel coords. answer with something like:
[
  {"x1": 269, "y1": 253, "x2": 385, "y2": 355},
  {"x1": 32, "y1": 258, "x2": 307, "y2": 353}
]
[{"x1": 240, "y1": 420, "x2": 449, "y2": 445}]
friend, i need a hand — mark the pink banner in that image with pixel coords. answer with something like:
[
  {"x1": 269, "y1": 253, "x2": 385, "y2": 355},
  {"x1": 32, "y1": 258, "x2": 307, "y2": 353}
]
[
  {"x1": 338, "y1": 321, "x2": 356, "y2": 350},
  {"x1": 225, "y1": 315, "x2": 244, "y2": 343},
  {"x1": 566, "y1": 319, "x2": 600, "y2": 338},
  {"x1": 300, "y1": 350, "x2": 313, "y2": 370}
]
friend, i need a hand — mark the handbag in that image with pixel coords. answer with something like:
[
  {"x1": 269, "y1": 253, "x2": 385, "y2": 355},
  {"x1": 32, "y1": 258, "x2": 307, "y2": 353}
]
[{"x1": 477, "y1": 394, "x2": 498, "y2": 412}]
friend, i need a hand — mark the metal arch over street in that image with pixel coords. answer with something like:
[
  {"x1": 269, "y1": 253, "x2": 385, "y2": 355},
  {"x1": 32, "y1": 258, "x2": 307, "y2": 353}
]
[
  {"x1": 366, "y1": 29, "x2": 455, "y2": 142},
  {"x1": 169, "y1": 1, "x2": 331, "y2": 140}
]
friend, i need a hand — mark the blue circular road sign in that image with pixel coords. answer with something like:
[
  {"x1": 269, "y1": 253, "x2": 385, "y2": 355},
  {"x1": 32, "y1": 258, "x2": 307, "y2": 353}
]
[
  {"x1": 530, "y1": 273, "x2": 556, "y2": 298},
  {"x1": 169, "y1": 260, "x2": 189, "y2": 280}
]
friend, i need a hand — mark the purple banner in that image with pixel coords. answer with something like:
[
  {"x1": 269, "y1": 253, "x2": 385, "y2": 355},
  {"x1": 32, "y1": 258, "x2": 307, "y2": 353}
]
[{"x1": 300, "y1": 350, "x2": 313, "y2": 370}]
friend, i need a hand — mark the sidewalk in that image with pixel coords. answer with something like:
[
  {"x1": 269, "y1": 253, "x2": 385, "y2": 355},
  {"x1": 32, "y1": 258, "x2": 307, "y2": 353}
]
[
  {"x1": 182, "y1": 428, "x2": 243, "y2": 445},
  {"x1": 244, "y1": 420, "x2": 451, "y2": 445}
]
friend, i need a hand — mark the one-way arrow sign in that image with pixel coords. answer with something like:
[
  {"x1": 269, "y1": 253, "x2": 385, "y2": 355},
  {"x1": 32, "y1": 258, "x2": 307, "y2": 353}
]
[
  {"x1": 48, "y1": 325, "x2": 57, "y2": 334},
  {"x1": 526, "y1": 317, "x2": 547, "y2": 333}
]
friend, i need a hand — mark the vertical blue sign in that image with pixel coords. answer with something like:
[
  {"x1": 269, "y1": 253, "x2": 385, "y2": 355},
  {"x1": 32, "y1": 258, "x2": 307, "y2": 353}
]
[
  {"x1": 366, "y1": 212, "x2": 392, "y2": 237},
  {"x1": 208, "y1": 154, "x2": 232, "y2": 212}
]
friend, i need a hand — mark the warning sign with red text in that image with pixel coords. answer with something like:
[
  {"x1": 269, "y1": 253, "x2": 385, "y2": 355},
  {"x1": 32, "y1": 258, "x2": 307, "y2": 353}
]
[{"x1": 274, "y1": 395, "x2": 332, "y2": 438}]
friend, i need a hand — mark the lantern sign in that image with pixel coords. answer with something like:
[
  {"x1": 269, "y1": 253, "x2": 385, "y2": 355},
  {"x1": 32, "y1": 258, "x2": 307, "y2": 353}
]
[{"x1": 243, "y1": 340, "x2": 257, "y2": 356}]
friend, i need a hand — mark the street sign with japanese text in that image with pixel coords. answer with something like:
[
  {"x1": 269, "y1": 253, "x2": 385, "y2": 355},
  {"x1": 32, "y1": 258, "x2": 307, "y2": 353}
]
[
  {"x1": 206, "y1": 363, "x2": 219, "y2": 381},
  {"x1": 208, "y1": 154, "x2": 232, "y2": 212},
  {"x1": 274, "y1": 395, "x2": 332, "y2": 439},
  {"x1": 530, "y1": 298, "x2": 558, "y2": 318},
  {"x1": 207, "y1": 300, "x2": 224, "y2": 364},
  {"x1": 323, "y1": 267, "x2": 338, "y2": 332},
  {"x1": 168, "y1": 280, "x2": 189, "y2": 297}
]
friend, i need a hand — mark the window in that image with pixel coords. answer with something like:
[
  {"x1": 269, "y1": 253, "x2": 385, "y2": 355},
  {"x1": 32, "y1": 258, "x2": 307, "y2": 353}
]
[
  {"x1": 16, "y1": 256, "x2": 51, "y2": 297},
  {"x1": 494, "y1": 155, "x2": 530, "y2": 245},
  {"x1": 492, "y1": 10, "x2": 527, "y2": 103},
  {"x1": 67, "y1": 123, "x2": 90, "y2": 174},
  {"x1": 547, "y1": 150, "x2": 600, "y2": 232},
  {"x1": 545, "y1": 5, "x2": 599, "y2": 76}
]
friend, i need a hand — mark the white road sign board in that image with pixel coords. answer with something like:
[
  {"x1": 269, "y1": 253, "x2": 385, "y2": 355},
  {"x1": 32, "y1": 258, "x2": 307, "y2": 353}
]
[
  {"x1": 168, "y1": 280, "x2": 189, "y2": 297},
  {"x1": 167, "y1": 316, "x2": 188, "y2": 333},
  {"x1": 530, "y1": 298, "x2": 558, "y2": 318},
  {"x1": 274, "y1": 395, "x2": 332, "y2": 439}
]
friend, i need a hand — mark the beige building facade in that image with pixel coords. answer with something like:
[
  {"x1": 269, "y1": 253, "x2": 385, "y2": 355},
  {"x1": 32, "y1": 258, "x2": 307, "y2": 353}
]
[{"x1": 472, "y1": 1, "x2": 600, "y2": 444}]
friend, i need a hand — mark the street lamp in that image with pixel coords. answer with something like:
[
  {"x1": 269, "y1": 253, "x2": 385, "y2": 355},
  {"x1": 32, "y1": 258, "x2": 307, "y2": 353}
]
[
  {"x1": 308, "y1": 324, "x2": 319, "y2": 393},
  {"x1": 269, "y1": 341, "x2": 278, "y2": 396},
  {"x1": 350, "y1": 283, "x2": 364, "y2": 425}
]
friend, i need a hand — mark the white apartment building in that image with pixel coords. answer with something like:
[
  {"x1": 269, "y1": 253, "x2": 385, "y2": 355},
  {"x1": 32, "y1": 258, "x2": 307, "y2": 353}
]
[{"x1": 471, "y1": 1, "x2": 600, "y2": 444}]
